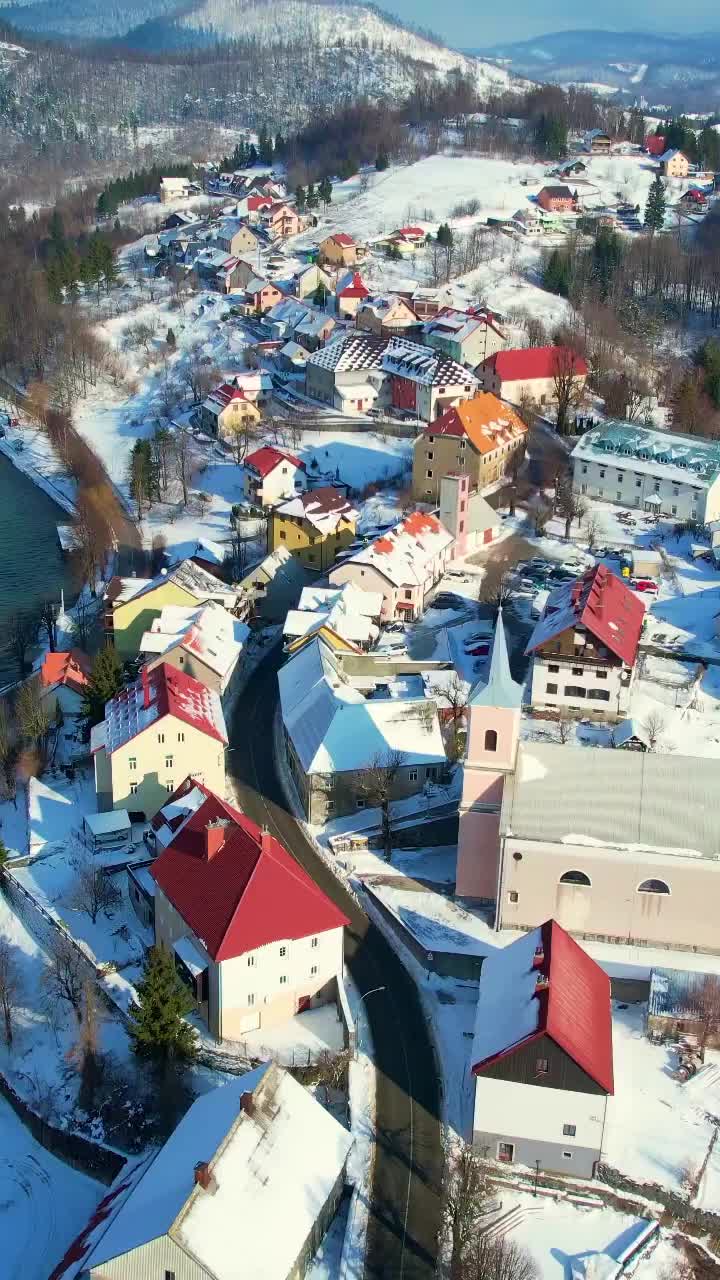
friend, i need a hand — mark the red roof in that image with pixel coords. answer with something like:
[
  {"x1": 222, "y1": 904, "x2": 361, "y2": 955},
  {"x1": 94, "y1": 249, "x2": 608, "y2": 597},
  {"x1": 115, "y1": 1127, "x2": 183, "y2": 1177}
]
[
  {"x1": 245, "y1": 445, "x2": 305, "y2": 478},
  {"x1": 398, "y1": 225, "x2": 425, "y2": 237},
  {"x1": 151, "y1": 781, "x2": 349, "y2": 961},
  {"x1": 482, "y1": 345, "x2": 588, "y2": 382},
  {"x1": 247, "y1": 195, "x2": 272, "y2": 210},
  {"x1": 102, "y1": 664, "x2": 227, "y2": 754},
  {"x1": 526, "y1": 563, "x2": 644, "y2": 668},
  {"x1": 473, "y1": 919, "x2": 614, "y2": 1094},
  {"x1": 210, "y1": 382, "x2": 248, "y2": 409},
  {"x1": 40, "y1": 648, "x2": 91, "y2": 695},
  {"x1": 330, "y1": 233, "x2": 355, "y2": 246},
  {"x1": 338, "y1": 271, "x2": 370, "y2": 299}
]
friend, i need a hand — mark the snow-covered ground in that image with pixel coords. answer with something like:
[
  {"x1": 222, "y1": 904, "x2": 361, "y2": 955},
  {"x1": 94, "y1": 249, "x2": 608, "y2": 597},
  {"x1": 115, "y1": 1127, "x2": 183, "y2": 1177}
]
[
  {"x1": 0, "y1": 1096, "x2": 103, "y2": 1280},
  {"x1": 27, "y1": 767, "x2": 96, "y2": 854},
  {"x1": 242, "y1": 1004, "x2": 345, "y2": 1064}
]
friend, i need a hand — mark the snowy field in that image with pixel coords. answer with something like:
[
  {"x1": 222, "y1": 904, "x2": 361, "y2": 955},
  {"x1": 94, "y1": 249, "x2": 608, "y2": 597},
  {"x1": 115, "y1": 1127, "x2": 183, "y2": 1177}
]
[
  {"x1": 505, "y1": 1195, "x2": 682, "y2": 1280},
  {"x1": 0, "y1": 1097, "x2": 103, "y2": 1280}
]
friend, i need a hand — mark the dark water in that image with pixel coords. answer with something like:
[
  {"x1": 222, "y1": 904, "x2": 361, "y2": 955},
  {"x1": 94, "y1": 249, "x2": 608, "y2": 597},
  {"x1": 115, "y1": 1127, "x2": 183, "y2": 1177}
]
[{"x1": 0, "y1": 450, "x2": 74, "y2": 687}]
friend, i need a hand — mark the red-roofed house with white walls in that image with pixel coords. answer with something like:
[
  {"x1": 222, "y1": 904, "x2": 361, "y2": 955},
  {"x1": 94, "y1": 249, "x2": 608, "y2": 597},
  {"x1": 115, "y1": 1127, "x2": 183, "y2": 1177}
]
[
  {"x1": 525, "y1": 564, "x2": 645, "y2": 716},
  {"x1": 149, "y1": 779, "x2": 348, "y2": 1038},
  {"x1": 476, "y1": 345, "x2": 588, "y2": 407},
  {"x1": 336, "y1": 271, "x2": 370, "y2": 319},
  {"x1": 471, "y1": 919, "x2": 613, "y2": 1177},
  {"x1": 329, "y1": 510, "x2": 454, "y2": 620},
  {"x1": 243, "y1": 446, "x2": 308, "y2": 508},
  {"x1": 90, "y1": 664, "x2": 227, "y2": 819},
  {"x1": 456, "y1": 610, "x2": 523, "y2": 903}
]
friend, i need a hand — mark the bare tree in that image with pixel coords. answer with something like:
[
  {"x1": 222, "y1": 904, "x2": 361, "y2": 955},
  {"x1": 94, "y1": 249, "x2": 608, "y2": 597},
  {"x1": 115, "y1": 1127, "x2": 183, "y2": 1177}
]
[
  {"x1": 583, "y1": 511, "x2": 603, "y2": 552},
  {"x1": 359, "y1": 749, "x2": 404, "y2": 862},
  {"x1": 0, "y1": 938, "x2": 21, "y2": 1046},
  {"x1": 3, "y1": 611, "x2": 37, "y2": 678},
  {"x1": 39, "y1": 599, "x2": 59, "y2": 652},
  {"x1": 480, "y1": 558, "x2": 514, "y2": 610},
  {"x1": 443, "y1": 1141, "x2": 490, "y2": 1280},
  {"x1": 552, "y1": 347, "x2": 585, "y2": 435},
  {"x1": 43, "y1": 934, "x2": 84, "y2": 1021},
  {"x1": 556, "y1": 480, "x2": 587, "y2": 539},
  {"x1": 529, "y1": 495, "x2": 553, "y2": 535},
  {"x1": 70, "y1": 593, "x2": 98, "y2": 649},
  {"x1": 223, "y1": 415, "x2": 261, "y2": 466},
  {"x1": 67, "y1": 855, "x2": 121, "y2": 924},
  {"x1": 15, "y1": 677, "x2": 51, "y2": 754},
  {"x1": 0, "y1": 698, "x2": 18, "y2": 807},
  {"x1": 556, "y1": 707, "x2": 573, "y2": 744},
  {"x1": 641, "y1": 709, "x2": 666, "y2": 751},
  {"x1": 464, "y1": 1233, "x2": 539, "y2": 1280},
  {"x1": 172, "y1": 425, "x2": 195, "y2": 507},
  {"x1": 439, "y1": 674, "x2": 468, "y2": 763},
  {"x1": 184, "y1": 349, "x2": 219, "y2": 403}
]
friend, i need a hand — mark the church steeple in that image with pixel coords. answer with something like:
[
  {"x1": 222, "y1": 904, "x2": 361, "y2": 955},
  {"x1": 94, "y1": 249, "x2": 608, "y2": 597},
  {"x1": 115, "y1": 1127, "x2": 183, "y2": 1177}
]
[{"x1": 468, "y1": 608, "x2": 523, "y2": 709}]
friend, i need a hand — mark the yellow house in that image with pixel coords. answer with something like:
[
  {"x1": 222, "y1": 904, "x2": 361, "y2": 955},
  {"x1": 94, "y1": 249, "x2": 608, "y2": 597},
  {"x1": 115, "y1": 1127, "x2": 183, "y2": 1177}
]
[
  {"x1": 269, "y1": 486, "x2": 357, "y2": 572},
  {"x1": 91, "y1": 663, "x2": 227, "y2": 819},
  {"x1": 318, "y1": 233, "x2": 361, "y2": 268},
  {"x1": 104, "y1": 559, "x2": 239, "y2": 660},
  {"x1": 199, "y1": 384, "x2": 261, "y2": 440}
]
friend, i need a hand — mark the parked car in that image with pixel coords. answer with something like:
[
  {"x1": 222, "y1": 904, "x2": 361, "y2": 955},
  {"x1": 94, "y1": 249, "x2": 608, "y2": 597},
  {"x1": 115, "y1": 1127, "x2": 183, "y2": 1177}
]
[
  {"x1": 465, "y1": 643, "x2": 490, "y2": 657},
  {"x1": 433, "y1": 593, "x2": 466, "y2": 609},
  {"x1": 631, "y1": 577, "x2": 658, "y2": 594}
]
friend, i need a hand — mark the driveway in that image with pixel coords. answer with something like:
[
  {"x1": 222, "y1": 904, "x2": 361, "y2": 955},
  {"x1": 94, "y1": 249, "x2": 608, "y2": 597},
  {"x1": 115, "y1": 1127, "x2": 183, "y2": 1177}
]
[{"x1": 228, "y1": 646, "x2": 443, "y2": 1279}]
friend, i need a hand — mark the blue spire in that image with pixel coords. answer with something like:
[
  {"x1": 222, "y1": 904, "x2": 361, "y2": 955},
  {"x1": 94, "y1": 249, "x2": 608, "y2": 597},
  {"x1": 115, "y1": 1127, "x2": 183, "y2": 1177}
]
[{"x1": 468, "y1": 607, "x2": 523, "y2": 709}]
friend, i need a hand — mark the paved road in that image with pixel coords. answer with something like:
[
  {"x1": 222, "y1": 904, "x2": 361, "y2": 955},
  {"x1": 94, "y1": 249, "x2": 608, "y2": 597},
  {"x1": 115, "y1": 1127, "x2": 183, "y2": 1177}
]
[{"x1": 228, "y1": 646, "x2": 443, "y2": 1280}]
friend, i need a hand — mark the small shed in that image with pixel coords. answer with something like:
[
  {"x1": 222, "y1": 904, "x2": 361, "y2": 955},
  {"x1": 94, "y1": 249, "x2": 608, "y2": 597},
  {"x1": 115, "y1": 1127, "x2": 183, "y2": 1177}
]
[
  {"x1": 631, "y1": 549, "x2": 662, "y2": 579},
  {"x1": 83, "y1": 810, "x2": 132, "y2": 854},
  {"x1": 611, "y1": 719, "x2": 649, "y2": 752}
]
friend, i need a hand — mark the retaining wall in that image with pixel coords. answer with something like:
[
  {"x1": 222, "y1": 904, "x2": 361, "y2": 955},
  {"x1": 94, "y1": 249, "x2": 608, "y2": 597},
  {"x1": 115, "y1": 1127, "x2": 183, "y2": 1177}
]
[
  {"x1": 0, "y1": 1068, "x2": 126, "y2": 1184},
  {"x1": 360, "y1": 883, "x2": 483, "y2": 981}
]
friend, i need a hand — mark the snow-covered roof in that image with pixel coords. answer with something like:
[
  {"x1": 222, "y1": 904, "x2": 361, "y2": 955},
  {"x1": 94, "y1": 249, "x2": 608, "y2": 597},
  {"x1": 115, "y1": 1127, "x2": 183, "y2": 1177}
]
[
  {"x1": 101, "y1": 664, "x2": 227, "y2": 754},
  {"x1": 265, "y1": 297, "x2": 310, "y2": 327},
  {"x1": 381, "y1": 335, "x2": 476, "y2": 388},
  {"x1": 276, "y1": 487, "x2": 357, "y2": 533},
  {"x1": 572, "y1": 421, "x2": 720, "y2": 488},
  {"x1": 123, "y1": 559, "x2": 237, "y2": 609},
  {"x1": 298, "y1": 583, "x2": 383, "y2": 617},
  {"x1": 502, "y1": 742, "x2": 720, "y2": 858},
  {"x1": 139, "y1": 602, "x2": 249, "y2": 681},
  {"x1": 336, "y1": 510, "x2": 454, "y2": 589},
  {"x1": 284, "y1": 582, "x2": 381, "y2": 646},
  {"x1": 152, "y1": 782, "x2": 208, "y2": 849},
  {"x1": 471, "y1": 920, "x2": 614, "y2": 1094},
  {"x1": 307, "y1": 332, "x2": 386, "y2": 373},
  {"x1": 525, "y1": 564, "x2": 645, "y2": 669},
  {"x1": 279, "y1": 634, "x2": 446, "y2": 774},
  {"x1": 83, "y1": 810, "x2": 131, "y2": 837},
  {"x1": 173, "y1": 934, "x2": 208, "y2": 977}
]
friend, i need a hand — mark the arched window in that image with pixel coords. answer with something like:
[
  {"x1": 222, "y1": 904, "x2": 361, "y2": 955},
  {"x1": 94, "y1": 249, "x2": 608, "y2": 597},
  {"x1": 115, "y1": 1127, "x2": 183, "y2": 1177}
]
[
  {"x1": 637, "y1": 879, "x2": 671, "y2": 895},
  {"x1": 484, "y1": 729, "x2": 498, "y2": 752},
  {"x1": 559, "y1": 870, "x2": 591, "y2": 887}
]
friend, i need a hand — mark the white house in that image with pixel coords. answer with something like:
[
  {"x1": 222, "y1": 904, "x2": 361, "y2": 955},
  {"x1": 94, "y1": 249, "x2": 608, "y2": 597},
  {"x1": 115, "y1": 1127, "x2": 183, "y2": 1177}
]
[
  {"x1": 243, "y1": 445, "x2": 308, "y2": 508},
  {"x1": 139, "y1": 601, "x2": 250, "y2": 707},
  {"x1": 571, "y1": 421, "x2": 720, "y2": 523},
  {"x1": 150, "y1": 779, "x2": 348, "y2": 1038},
  {"x1": 329, "y1": 510, "x2": 454, "y2": 620},
  {"x1": 525, "y1": 564, "x2": 645, "y2": 717},
  {"x1": 476, "y1": 345, "x2": 588, "y2": 407},
  {"x1": 51, "y1": 1062, "x2": 353, "y2": 1280},
  {"x1": 283, "y1": 582, "x2": 383, "y2": 649},
  {"x1": 39, "y1": 648, "x2": 91, "y2": 718},
  {"x1": 471, "y1": 919, "x2": 613, "y2": 1178}
]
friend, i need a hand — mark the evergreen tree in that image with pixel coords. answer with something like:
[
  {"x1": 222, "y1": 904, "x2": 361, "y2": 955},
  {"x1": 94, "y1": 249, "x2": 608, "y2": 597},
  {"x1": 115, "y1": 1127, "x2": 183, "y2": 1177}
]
[
  {"x1": 645, "y1": 173, "x2": 667, "y2": 233},
  {"x1": 128, "y1": 944, "x2": 197, "y2": 1062},
  {"x1": 48, "y1": 207, "x2": 66, "y2": 258},
  {"x1": 306, "y1": 181, "x2": 318, "y2": 210},
  {"x1": 534, "y1": 113, "x2": 568, "y2": 160},
  {"x1": 274, "y1": 132, "x2": 285, "y2": 157},
  {"x1": 318, "y1": 176, "x2": 333, "y2": 207},
  {"x1": 257, "y1": 126, "x2": 273, "y2": 165},
  {"x1": 165, "y1": 327, "x2": 176, "y2": 349},
  {"x1": 128, "y1": 438, "x2": 155, "y2": 518},
  {"x1": 543, "y1": 248, "x2": 572, "y2": 297},
  {"x1": 45, "y1": 259, "x2": 64, "y2": 305},
  {"x1": 698, "y1": 125, "x2": 720, "y2": 171},
  {"x1": 375, "y1": 148, "x2": 389, "y2": 171},
  {"x1": 247, "y1": 143, "x2": 258, "y2": 166},
  {"x1": 82, "y1": 647, "x2": 124, "y2": 726},
  {"x1": 313, "y1": 282, "x2": 328, "y2": 307},
  {"x1": 295, "y1": 184, "x2": 306, "y2": 213},
  {"x1": 436, "y1": 222, "x2": 454, "y2": 248}
]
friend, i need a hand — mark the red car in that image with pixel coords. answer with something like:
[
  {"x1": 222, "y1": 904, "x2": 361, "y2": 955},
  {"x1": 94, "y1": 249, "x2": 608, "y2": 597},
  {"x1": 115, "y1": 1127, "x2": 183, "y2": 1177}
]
[
  {"x1": 465, "y1": 643, "x2": 490, "y2": 657},
  {"x1": 631, "y1": 578, "x2": 658, "y2": 594}
]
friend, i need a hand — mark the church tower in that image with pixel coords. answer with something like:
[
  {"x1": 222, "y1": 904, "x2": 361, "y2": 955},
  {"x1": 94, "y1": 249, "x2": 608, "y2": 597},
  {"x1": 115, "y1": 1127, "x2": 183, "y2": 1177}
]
[{"x1": 456, "y1": 608, "x2": 523, "y2": 904}]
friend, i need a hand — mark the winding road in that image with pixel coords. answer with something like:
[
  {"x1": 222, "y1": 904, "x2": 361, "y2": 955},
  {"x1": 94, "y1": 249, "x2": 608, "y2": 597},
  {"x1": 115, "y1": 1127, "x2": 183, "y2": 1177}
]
[{"x1": 228, "y1": 645, "x2": 443, "y2": 1280}]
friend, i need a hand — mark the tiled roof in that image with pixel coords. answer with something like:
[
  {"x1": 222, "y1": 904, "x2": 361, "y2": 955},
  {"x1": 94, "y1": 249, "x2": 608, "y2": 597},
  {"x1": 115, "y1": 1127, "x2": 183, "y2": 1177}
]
[
  {"x1": 101, "y1": 664, "x2": 227, "y2": 755},
  {"x1": 525, "y1": 563, "x2": 645, "y2": 668},
  {"x1": 337, "y1": 509, "x2": 453, "y2": 588},
  {"x1": 307, "y1": 333, "x2": 386, "y2": 372},
  {"x1": 337, "y1": 271, "x2": 370, "y2": 299},
  {"x1": 245, "y1": 446, "x2": 304, "y2": 477},
  {"x1": 539, "y1": 185, "x2": 575, "y2": 199},
  {"x1": 571, "y1": 420, "x2": 720, "y2": 485},
  {"x1": 326, "y1": 232, "x2": 355, "y2": 247},
  {"x1": 482, "y1": 345, "x2": 588, "y2": 382},
  {"x1": 382, "y1": 336, "x2": 476, "y2": 388},
  {"x1": 40, "y1": 648, "x2": 91, "y2": 695},
  {"x1": 424, "y1": 393, "x2": 527, "y2": 454},
  {"x1": 151, "y1": 780, "x2": 348, "y2": 959},
  {"x1": 276, "y1": 486, "x2": 357, "y2": 533}
]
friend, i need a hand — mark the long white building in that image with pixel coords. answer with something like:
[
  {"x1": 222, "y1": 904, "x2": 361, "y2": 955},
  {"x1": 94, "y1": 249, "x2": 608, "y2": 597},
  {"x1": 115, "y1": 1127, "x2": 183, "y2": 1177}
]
[{"x1": 571, "y1": 421, "x2": 720, "y2": 523}]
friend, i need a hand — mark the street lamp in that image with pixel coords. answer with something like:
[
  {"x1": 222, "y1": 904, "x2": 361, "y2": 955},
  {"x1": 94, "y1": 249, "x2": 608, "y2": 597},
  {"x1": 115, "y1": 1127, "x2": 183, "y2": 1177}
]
[{"x1": 354, "y1": 986, "x2": 386, "y2": 1059}]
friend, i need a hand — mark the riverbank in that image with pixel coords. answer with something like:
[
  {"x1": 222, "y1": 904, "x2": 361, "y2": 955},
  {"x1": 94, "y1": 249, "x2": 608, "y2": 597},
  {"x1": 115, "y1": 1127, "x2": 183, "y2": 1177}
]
[{"x1": 0, "y1": 427, "x2": 77, "y2": 516}]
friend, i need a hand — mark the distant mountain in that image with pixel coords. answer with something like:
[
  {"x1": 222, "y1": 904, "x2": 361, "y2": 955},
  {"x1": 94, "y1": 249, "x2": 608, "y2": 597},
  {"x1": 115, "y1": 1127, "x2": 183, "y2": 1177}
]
[{"x1": 466, "y1": 29, "x2": 720, "y2": 110}]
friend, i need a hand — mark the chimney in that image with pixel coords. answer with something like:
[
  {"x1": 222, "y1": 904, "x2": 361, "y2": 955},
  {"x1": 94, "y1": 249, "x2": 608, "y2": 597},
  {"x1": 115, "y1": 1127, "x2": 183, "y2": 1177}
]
[
  {"x1": 532, "y1": 945, "x2": 545, "y2": 970},
  {"x1": 260, "y1": 824, "x2": 272, "y2": 856},
  {"x1": 205, "y1": 818, "x2": 226, "y2": 860},
  {"x1": 535, "y1": 974, "x2": 549, "y2": 996},
  {"x1": 240, "y1": 1090, "x2": 255, "y2": 1116},
  {"x1": 194, "y1": 1160, "x2": 211, "y2": 1190}
]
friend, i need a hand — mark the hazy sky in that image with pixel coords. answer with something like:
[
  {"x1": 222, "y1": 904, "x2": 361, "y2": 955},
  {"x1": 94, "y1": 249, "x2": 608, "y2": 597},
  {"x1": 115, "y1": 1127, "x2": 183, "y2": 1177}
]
[{"x1": 381, "y1": 0, "x2": 720, "y2": 47}]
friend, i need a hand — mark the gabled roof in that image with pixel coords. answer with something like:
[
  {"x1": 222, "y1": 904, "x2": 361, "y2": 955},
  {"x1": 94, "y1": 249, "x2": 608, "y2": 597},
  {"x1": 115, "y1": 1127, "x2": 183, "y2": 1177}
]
[
  {"x1": 40, "y1": 648, "x2": 91, "y2": 695},
  {"x1": 336, "y1": 509, "x2": 454, "y2": 589},
  {"x1": 203, "y1": 382, "x2": 249, "y2": 413},
  {"x1": 276, "y1": 486, "x2": 357, "y2": 533},
  {"x1": 99, "y1": 664, "x2": 227, "y2": 755},
  {"x1": 140, "y1": 602, "x2": 249, "y2": 680},
  {"x1": 307, "y1": 333, "x2": 386, "y2": 373},
  {"x1": 471, "y1": 919, "x2": 614, "y2": 1095},
  {"x1": 424, "y1": 393, "x2": 527, "y2": 455},
  {"x1": 324, "y1": 232, "x2": 355, "y2": 247},
  {"x1": 151, "y1": 781, "x2": 348, "y2": 959},
  {"x1": 245, "y1": 445, "x2": 304, "y2": 477},
  {"x1": 659, "y1": 148, "x2": 686, "y2": 163},
  {"x1": 481, "y1": 344, "x2": 588, "y2": 382},
  {"x1": 382, "y1": 335, "x2": 476, "y2": 389},
  {"x1": 337, "y1": 271, "x2": 370, "y2": 299},
  {"x1": 539, "y1": 184, "x2": 575, "y2": 199},
  {"x1": 525, "y1": 563, "x2": 644, "y2": 668},
  {"x1": 469, "y1": 608, "x2": 523, "y2": 708}
]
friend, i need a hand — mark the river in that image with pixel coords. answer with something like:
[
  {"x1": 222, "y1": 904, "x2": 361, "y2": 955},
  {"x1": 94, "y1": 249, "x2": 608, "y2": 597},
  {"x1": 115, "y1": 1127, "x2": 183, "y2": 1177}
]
[{"x1": 0, "y1": 450, "x2": 75, "y2": 688}]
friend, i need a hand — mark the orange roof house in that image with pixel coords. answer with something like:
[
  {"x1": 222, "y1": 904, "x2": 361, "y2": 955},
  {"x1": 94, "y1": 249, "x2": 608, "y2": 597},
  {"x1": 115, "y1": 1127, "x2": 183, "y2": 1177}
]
[
  {"x1": 412, "y1": 392, "x2": 528, "y2": 500},
  {"x1": 39, "y1": 648, "x2": 91, "y2": 715}
]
